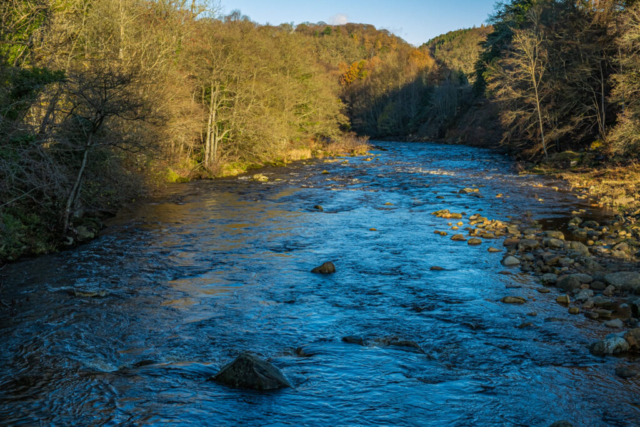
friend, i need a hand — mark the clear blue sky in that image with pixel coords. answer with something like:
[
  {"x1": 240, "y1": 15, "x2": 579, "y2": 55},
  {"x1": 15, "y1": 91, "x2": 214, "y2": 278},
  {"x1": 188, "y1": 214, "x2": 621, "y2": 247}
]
[{"x1": 218, "y1": 0, "x2": 498, "y2": 46}]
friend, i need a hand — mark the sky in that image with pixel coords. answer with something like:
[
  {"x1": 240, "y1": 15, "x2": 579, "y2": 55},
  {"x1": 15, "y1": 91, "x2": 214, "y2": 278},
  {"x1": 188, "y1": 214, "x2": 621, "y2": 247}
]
[{"x1": 218, "y1": 0, "x2": 498, "y2": 46}]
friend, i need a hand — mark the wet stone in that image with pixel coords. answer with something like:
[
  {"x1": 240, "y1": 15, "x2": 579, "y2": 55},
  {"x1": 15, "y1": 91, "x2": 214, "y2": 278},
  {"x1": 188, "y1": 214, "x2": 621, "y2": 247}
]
[
  {"x1": 342, "y1": 336, "x2": 366, "y2": 346},
  {"x1": 311, "y1": 262, "x2": 336, "y2": 274},
  {"x1": 605, "y1": 272, "x2": 640, "y2": 292},
  {"x1": 502, "y1": 256, "x2": 520, "y2": 267},
  {"x1": 615, "y1": 367, "x2": 638, "y2": 379},
  {"x1": 557, "y1": 276, "x2": 581, "y2": 292},
  {"x1": 604, "y1": 319, "x2": 624, "y2": 329},
  {"x1": 590, "y1": 336, "x2": 630, "y2": 356},
  {"x1": 501, "y1": 296, "x2": 526, "y2": 304},
  {"x1": 211, "y1": 353, "x2": 292, "y2": 390}
]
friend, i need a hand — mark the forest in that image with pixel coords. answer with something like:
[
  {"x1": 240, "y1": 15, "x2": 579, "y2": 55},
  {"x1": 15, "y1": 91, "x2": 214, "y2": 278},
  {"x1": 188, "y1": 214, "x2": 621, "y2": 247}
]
[{"x1": 2, "y1": 0, "x2": 640, "y2": 262}]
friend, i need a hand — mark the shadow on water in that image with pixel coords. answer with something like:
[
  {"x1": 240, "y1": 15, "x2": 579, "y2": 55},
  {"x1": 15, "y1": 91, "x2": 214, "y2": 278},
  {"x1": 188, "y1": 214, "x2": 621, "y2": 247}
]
[{"x1": 1, "y1": 142, "x2": 639, "y2": 426}]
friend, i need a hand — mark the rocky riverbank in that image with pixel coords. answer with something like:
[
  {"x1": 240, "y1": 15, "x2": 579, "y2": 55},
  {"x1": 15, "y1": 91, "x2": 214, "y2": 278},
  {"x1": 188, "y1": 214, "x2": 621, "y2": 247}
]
[{"x1": 432, "y1": 191, "x2": 640, "y2": 373}]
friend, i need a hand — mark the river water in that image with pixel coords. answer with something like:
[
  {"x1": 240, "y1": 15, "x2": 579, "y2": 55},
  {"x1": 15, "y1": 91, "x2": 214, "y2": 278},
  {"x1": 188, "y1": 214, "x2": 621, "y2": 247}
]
[{"x1": 1, "y1": 142, "x2": 638, "y2": 426}]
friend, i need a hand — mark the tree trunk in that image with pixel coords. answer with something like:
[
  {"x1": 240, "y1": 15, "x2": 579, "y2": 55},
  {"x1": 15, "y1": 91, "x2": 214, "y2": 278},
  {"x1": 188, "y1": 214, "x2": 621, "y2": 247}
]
[{"x1": 63, "y1": 133, "x2": 93, "y2": 233}]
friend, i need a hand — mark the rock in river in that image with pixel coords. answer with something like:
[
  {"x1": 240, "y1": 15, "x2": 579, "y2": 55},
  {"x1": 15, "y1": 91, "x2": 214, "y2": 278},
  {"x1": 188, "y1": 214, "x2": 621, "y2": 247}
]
[
  {"x1": 311, "y1": 262, "x2": 336, "y2": 274},
  {"x1": 605, "y1": 272, "x2": 640, "y2": 292},
  {"x1": 502, "y1": 256, "x2": 520, "y2": 267},
  {"x1": 557, "y1": 276, "x2": 581, "y2": 292},
  {"x1": 502, "y1": 296, "x2": 526, "y2": 304},
  {"x1": 545, "y1": 230, "x2": 565, "y2": 240},
  {"x1": 604, "y1": 319, "x2": 624, "y2": 329},
  {"x1": 616, "y1": 367, "x2": 638, "y2": 379},
  {"x1": 212, "y1": 353, "x2": 292, "y2": 390},
  {"x1": 590, "y1": 335, "x2": 630, "y2": 356},
  {"x1": 342, "y1": 336, "x2": 366, "y2": 346}
]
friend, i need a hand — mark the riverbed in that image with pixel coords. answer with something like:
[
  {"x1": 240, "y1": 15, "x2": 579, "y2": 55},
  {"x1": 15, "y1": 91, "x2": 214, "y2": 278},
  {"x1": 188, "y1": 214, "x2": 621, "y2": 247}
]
[{"x1": 1, "y1": 142, "x2": 638, "y2": 426}]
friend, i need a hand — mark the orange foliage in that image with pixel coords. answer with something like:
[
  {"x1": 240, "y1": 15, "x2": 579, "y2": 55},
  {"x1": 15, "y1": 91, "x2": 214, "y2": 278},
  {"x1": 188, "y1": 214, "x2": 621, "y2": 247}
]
[
  {"x1": 408, "y1": 49, "x2": 436, "y2": 72},
  {"x1": 340, "y1": 60, "x2": 368, "y2": 86}
]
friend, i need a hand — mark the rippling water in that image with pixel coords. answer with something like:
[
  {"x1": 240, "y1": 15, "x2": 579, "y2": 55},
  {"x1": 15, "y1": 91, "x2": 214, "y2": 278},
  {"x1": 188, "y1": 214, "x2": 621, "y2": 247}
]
[{"x1": 1, "y1": 142, "x2": 639, "y2": 426}]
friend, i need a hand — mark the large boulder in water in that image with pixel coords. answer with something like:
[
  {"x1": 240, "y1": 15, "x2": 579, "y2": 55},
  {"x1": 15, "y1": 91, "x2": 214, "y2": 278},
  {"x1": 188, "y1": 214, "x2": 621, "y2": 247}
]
[
  {"x1": 311, "y1": 262, "x2": 336, "y2": 274},
  {"x1": 212, "y1": 353, "x2": 292, "y2": 390}
]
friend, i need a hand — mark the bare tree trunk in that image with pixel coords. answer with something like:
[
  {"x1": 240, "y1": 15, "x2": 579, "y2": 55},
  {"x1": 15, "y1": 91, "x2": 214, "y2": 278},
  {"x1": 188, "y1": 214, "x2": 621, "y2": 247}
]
[
  {"x1": 204, "y1": 81, "x2": 214, "y2": 167},
  {"x1": 532, "y1": 76, "x2": 548, "y2": 157},
  {"x1": 63, "y1": 133, "x2": 93, "y2": 233},
  {"x1": 600, "y1": 59, "x2": 606, "y2": 141}
]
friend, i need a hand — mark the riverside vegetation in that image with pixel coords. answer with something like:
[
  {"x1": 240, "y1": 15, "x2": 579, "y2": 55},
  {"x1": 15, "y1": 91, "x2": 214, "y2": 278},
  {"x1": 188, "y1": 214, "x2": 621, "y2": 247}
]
[{"x1": 3, "y1": 0, "x2": 640, "y2": 266}]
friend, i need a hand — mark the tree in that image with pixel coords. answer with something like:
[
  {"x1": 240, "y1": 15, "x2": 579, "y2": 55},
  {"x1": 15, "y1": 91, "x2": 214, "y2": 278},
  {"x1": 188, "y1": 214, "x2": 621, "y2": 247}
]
[{"x1": 488, "y1": 19, "x2": 552, "y2": 157}]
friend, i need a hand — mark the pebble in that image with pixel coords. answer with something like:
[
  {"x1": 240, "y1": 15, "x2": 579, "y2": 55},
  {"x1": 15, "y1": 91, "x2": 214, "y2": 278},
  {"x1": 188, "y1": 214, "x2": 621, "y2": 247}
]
[
  {"x1": 556, "y1": 295, "x2": 571, "y2": 305},
  {"x1": 569, "y1": 307, "x2": 580, "y2": 315}
]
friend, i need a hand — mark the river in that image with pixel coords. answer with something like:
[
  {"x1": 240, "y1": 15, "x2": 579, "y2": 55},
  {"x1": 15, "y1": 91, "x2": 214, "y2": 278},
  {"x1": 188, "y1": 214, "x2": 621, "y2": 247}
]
[{"x1": 1, "y1": 142, "x2": 638, "y2": 426}]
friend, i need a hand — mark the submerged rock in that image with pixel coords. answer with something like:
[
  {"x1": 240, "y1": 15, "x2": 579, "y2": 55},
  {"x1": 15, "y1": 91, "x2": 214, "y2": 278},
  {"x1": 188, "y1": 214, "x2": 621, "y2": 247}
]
[
  {"x1": 616, "y1": 367, "x2": 638, "y2": 379},
  {"x1": 311, "y1": 262, "x2": 336, "y2": 274},
  {"x1": 502, "y1": 296, "x2": 526, "y2": 304},
  {"x1": 212, "y1": 353, "x2": 292, "y2": 390},
  {"x1": 342, "y1": 336, "x2": 366, "y2": 346}
]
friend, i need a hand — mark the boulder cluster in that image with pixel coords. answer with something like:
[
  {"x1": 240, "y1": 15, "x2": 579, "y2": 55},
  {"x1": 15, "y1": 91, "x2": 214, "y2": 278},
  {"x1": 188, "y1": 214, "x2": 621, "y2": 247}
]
[{"x1": 432, "y1": 203, "x2": 640, "y2": 362}]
